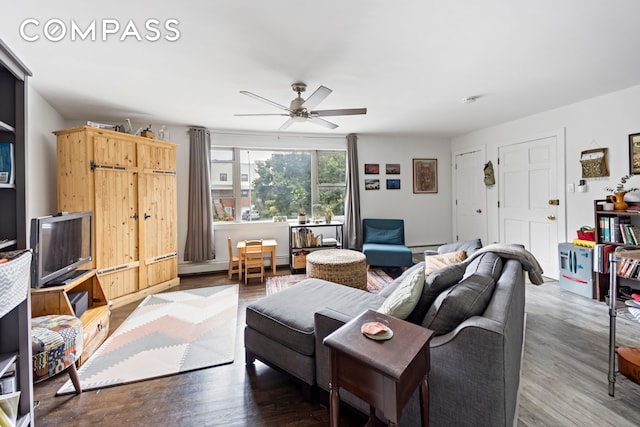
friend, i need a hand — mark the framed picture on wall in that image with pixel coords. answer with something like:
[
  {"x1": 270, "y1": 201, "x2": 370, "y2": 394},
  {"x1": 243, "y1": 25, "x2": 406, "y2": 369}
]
[
  {"x1": 385, "y1": 163, "x2": 400, "y2": 174},
  {"x1": 364, "y1": 163, "x2": 379, "y2": 174},
  {"x1": 365, "y1": 179, "x2": 380, "y2": 190},
  {"x1": 386, "y1": 179, "x2": 400, "y2": 189},
  {"x1": 412, "y1": 158, "x2": 438, "y2": 193},
  {"x1": 630, "y1": 133, "x2": 640, "y2": 174}
]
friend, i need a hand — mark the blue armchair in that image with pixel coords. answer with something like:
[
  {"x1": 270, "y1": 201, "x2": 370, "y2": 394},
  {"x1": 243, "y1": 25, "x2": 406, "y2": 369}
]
[{"x1": 362, "y1": 218, "x2": 413, "y2": 268}]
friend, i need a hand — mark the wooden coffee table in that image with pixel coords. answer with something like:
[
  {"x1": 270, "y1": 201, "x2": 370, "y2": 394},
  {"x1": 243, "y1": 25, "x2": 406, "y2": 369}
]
[{"x1": 323, "y1": 310, "x2": 434, "y2": 426}]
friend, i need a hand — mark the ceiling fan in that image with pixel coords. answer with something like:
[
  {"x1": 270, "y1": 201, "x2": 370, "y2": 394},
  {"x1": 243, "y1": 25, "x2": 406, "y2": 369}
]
[{"x1": 236, "y1": 82, "x2": 367, "y2": 130}]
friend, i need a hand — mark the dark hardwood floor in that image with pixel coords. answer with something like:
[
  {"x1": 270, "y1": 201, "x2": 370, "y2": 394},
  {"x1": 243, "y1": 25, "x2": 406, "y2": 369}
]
[{"x1": 32, "y1": 269, "x2": 640, "y2": 426}]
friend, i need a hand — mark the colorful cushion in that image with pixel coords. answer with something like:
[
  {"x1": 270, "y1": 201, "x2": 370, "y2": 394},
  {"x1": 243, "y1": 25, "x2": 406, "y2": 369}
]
[
  {"x1": 378, "y1": 266, "x2": 425, "y2": 319},
  {"x1": 32, "y1": 315, "x2": 83, "y2": 383}
]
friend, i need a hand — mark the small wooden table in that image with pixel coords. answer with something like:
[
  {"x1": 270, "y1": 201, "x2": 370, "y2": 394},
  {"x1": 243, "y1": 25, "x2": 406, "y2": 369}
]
[
  {"x1": 323, "y1": 310, "x2": 434, "y2": 427},
  {"x1": 237, "y1": 239, "x2": 278, "y2": 275}
]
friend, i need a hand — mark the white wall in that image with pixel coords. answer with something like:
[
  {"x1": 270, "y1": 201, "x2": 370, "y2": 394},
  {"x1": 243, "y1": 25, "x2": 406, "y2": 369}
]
[
  {"x1": 26, "y1": 86, "x2": 65, "y2": 224},
  {"x1": 451, "y1": 83, "x2": 640, "y2": 244},
  {"x1": 356, "y1": 134, "x2": 453, "y2": 248}
]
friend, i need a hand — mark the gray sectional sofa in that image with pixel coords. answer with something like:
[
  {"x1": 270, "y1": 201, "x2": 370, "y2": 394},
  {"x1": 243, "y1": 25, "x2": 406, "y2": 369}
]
[{"x1": 245, "y1": 241, "x2": 528, "y2": 426}]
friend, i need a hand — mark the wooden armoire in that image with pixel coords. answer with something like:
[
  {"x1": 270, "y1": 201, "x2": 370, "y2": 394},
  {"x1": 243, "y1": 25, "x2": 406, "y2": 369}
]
[{"x1": 55, "y1": 126, "x2": 179, "y2": 308}]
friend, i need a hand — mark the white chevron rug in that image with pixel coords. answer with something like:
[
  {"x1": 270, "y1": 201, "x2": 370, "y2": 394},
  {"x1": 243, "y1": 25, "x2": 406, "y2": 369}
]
[{"x1": 57, "y1": 285, "x2": 238, "y2": 395}]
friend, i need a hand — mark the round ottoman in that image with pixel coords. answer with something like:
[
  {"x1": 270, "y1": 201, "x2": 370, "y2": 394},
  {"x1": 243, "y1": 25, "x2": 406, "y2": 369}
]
[{"x1": 306, "y1": 249, "x2": 367, "y2": 289}]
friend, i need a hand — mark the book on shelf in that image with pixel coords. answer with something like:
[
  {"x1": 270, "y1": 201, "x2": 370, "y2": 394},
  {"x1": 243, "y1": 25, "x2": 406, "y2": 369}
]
[
  {"x1": 621, "y1": 223, "x2": 635, "y2": 244},
  {"x1": 602, "y1": 216, "x2": 611, "y2": 242},
  {"x1": 0, "y1": 142, "x2": 14, "y2": 185},
  {"x1": 630, "y1": 226, "x2": 640, "y2": 245}
]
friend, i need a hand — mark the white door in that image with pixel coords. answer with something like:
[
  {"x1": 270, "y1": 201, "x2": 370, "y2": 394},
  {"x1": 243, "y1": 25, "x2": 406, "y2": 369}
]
[
  {"x1": 498, "y1": 132, "x2": 565, "y2": 280},
  {"x1": 455, "y1": 149, "x2": 487, "y2": 244}
]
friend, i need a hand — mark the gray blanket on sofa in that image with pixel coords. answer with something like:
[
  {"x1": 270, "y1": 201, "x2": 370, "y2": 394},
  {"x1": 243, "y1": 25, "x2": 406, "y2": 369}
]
[{"x1": 466, "y1": 243, "x2": 545, "y2": 285}]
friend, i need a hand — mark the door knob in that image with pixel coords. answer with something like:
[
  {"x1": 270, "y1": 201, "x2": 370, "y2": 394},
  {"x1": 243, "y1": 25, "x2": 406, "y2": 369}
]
[
  {"x1": 547, "y1": 215, "x2": 556, "y2": 220},
  {"x1": 476, "y1": 209, "x2": 482, "y2": 213}
]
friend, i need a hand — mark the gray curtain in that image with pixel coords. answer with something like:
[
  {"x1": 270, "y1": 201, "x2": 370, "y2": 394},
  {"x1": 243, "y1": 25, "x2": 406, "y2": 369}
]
[
  {"x1": 184, "y1": 127, "x2": 214, "y2": 261},
  {"x1": 344, "y1": 133, "x2": 362, "y2": 250}
]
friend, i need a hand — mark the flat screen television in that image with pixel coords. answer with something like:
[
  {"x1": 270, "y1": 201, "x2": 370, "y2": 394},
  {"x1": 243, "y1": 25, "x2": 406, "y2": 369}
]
[{"x1": 30, "y1": 211, "x2": 93, "y2": 288}]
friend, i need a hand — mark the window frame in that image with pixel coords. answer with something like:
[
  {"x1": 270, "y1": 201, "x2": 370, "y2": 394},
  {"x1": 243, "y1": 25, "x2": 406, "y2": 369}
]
[{"x1": 210, "y1": 147, "x2": 346, "y2": 222}]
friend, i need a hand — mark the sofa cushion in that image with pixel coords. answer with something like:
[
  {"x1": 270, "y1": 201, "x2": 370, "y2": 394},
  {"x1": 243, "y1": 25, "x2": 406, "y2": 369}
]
[
  {"x1": 378, "y1": 262, "x2": 424, "y2": 298},
  {"x1": 425, "y1": 250, "x2": 466, "y2": 275},
  {"x1": 422, "y1": 273, "x2": 496, "y2": 335},
  {"x1": 362, "y1": 242, "x2": 413, "y2": 267},
  {"x1": 364, "y1": 225, "x2": 403, "y2": 244},
  {"x1": 463, "y1": 251, "x2": 503, "y2": 280},
  {"x1": 405, "y1": 263, "x2": 466, "y2": 324},
  {"x1": 377, "y1": 266, "x2": 425, "y2": 319},
  {"x1": 438, "y1": 238, "x2": 483, "y2": 257},
  {"x1": 246, "y1": 278, "x2": 385, "y2": 356}
]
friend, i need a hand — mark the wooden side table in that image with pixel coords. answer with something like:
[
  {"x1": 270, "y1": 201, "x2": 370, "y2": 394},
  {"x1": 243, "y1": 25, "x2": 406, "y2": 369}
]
[{"x1": 323, "y1": 310, "x2": 434, "y2": 426}]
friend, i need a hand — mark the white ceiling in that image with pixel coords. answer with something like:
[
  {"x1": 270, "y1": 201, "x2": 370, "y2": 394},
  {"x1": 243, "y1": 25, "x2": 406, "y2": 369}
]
[{"x1": 2, "y1": 0, "x2": 640, "y2": 137}]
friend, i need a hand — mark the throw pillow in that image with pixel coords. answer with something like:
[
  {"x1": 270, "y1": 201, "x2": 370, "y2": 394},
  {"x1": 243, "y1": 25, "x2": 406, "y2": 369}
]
[
  {"x1": 405, "y1": 263, "x2": 465, "y2": 324},
  {"x1": 422, "y1": 273, "x2": 496, "y2": 335},
  {"x1": 425, "y1": 250, "x2": 467, "y2": 275},
  {"x1": 377, "y1": 266, "x2": 425, "y2": 319},
  {"x1": 364, "y1": 226, "x2": 403, "y2": 245}
]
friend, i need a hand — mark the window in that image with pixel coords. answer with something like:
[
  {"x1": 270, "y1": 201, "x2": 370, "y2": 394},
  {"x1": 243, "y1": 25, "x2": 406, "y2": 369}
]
[
  {"x1": 210, "y1": 148, "x2": 235, "y2": 221},
  {"x1": 210, "y1": 148, "x2": 346, "y2": 222}
]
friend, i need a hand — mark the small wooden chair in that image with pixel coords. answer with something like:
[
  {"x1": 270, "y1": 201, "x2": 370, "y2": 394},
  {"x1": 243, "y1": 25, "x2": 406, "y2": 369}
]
[
  {"x1": 227, "y1": 236, "x2": 242, "y2": 280},
  {"x1": 244, "y1": 240, "x2": 265, "y2": 284}
]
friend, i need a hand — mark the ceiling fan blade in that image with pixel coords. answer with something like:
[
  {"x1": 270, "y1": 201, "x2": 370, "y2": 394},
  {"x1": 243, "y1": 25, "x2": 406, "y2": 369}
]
[
  {"x1": 309, "y1": 116, "x2": 339, "y2": 129},
  {"x1": 279, "y1": 118, "x2": 295, "y2": 130},
  {"x1": 234, "y1": 113, "x2": 290, "y2": 116},
  {"x1": 310, "y1": 108, "x2": 367, "y2": 117},
  {"x1": 240, "y1": 91, "x2": 291, "y2": 112},
  {"x1": 301, "y1": 85, "x2": 332, "y2": 110}
]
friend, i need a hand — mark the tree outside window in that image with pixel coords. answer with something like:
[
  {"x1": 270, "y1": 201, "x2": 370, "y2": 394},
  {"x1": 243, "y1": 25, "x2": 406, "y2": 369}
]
[{"x1": 210, "y1": 148, "x2": 345, "y2": 222}]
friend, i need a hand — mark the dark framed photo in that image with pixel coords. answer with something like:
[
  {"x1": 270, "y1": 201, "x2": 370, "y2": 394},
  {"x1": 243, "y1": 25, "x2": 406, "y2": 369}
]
[
  {"x1": 385, "y1": 163, "x2": 400, "y2": 174},
  {"x1": 630, "y1": 133, "x2": 640, "y2": 174},
  {"x1": 364, "y1": 163, "x2": 379, "y2": 174},
  {"x1": 412, "y1": 158, "x2": 438, "y2": 193},
  {"x1": 364, "y1": 179, "x2": 380, "y2": 190},
  {"x1": 386, "y1": 179, "x2": 400, "y2": 189}
]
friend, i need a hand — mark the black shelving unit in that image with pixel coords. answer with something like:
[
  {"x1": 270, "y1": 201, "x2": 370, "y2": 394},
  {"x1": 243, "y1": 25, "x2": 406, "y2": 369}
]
[{"x1": 289, "y1": 222, "x2": 343, "y2": 273}]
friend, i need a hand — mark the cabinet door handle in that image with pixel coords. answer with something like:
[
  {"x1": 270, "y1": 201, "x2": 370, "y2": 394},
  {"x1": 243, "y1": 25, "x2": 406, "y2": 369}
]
[
  {"x1": 130, "y1": 213, "x2": 138, "y2": 220},
  {"x1": 476, "y1": 209, "x2": 482, "y2": 213},
  {"x1": 547, "y1": 215, "x2": 556, "y2": 220},
  {"x1": 144, "y1": 213, "x2": 151, "y2": 220}
]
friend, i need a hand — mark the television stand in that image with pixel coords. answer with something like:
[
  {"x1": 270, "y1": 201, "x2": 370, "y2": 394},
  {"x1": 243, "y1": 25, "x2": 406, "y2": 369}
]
[
  {"x1": 44, "y1": 269, "x2": 92, "y2": 287},
  {"x1": 31, "y1": 269, "x2": 110, "y2": 365}
]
